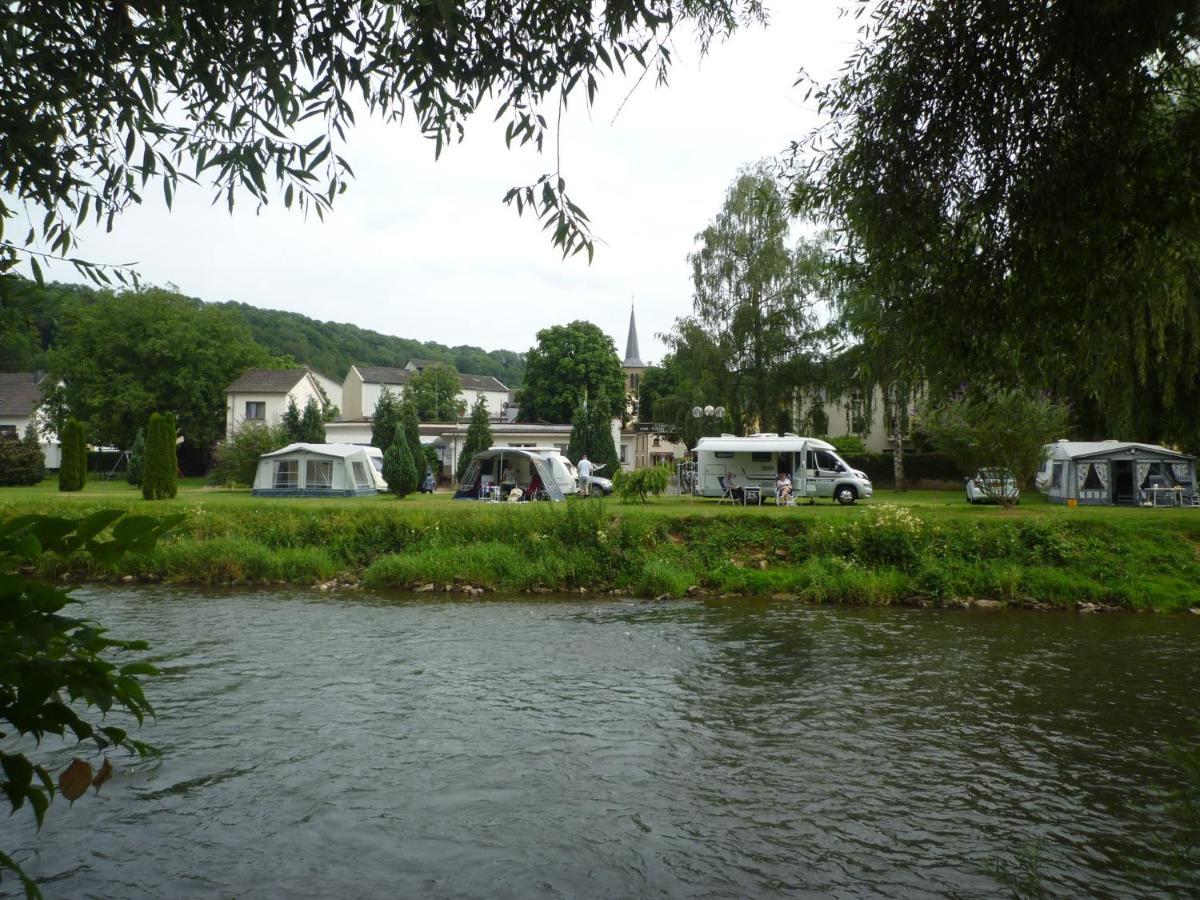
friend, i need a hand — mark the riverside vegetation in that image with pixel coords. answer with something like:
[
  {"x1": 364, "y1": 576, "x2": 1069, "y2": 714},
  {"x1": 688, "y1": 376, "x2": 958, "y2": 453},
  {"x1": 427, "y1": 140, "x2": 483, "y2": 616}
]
[{"x1": 2, "y1": 483, "x2": 1199, "y2": 611}]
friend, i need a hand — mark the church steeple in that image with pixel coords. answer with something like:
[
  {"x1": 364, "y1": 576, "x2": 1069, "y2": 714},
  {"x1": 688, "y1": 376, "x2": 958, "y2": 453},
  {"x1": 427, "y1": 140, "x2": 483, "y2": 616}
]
[{"x1": 622, "y1": 303, "x2": 645, "y2": 368}]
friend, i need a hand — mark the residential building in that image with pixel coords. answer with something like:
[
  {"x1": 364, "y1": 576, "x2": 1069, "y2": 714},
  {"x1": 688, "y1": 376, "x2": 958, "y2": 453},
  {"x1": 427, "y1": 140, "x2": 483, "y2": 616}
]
[
  {"x1": 225, "y1": 368, "x2": 326, "y2": 435},
  {"x1": 341, "y1": 363, "x2": 510, "y2": 420},
  {"x1": 0, "y1": 373, "x2": 60, "y2": 467}
]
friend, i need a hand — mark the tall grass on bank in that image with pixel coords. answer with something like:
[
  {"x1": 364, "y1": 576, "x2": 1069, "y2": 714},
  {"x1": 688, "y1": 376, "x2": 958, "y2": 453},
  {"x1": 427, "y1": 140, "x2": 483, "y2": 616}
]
[{"x1": 11, "y1": 499, "x2": 1200, "y2": 610}]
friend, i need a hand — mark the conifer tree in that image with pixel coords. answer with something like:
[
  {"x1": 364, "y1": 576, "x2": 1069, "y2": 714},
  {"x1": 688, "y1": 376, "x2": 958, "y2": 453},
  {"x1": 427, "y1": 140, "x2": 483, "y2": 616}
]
[
  {"x1": 282, "y1": 397, "x2": 302, "y2": 443},
  {"x1": 382, "y1": 422, "x2": 418, "y2": 497},
  {"x1": 58, "y1": 418, "x2": 86, "y2": 492},
  {"x1": 399, "y1": 397, "x2": 422, "y2": 472},
  {"x1": 588, "y1": 391, "x2": 621, "y2": 475},
  {"x1": 567, "y1": 400, "x2": 591, "y2": 465},
  {"x1": 126, "y1": 428, "x2": 146, "y2": 486},
  {"x1": 300, "y1": 397, "x2": 326, "y2": 443},
  {"x1": 456, "y1": 396, "x2": 493, "y2": 481},
  {"x1": 142, "y1": 413, "x2": 179, "y2": 500},
  {"x1": 371, "y1": 387, "x2": 401, "y2": 454},
  {"x1": 160, "y1": 412, "x2": 179, "y2": 498}
]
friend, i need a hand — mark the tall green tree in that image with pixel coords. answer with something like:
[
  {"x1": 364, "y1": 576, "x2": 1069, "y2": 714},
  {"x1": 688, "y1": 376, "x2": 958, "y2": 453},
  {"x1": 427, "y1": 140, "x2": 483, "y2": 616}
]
[
  {"x1": 568, "y1": 393, "x2": 620, "y2": 473},
  {"x1": 672, "y1": 166, "x2": 827, "y2": 433},
  {"x1": 803, "y1": 0, "x2": 1200, "y2": 448},
  {"x1": 456, "y1": 397, "x2": 494, "y2": 481},
  {"x1": 0, "y1": 1, "x2": 759, "y2": 282},
  {"x1": 371, "y1": 387, "x2": 402, "y2": 454},
  {"x1": 282, "y1": 398, "x2": 303, "y2": 443},
  {"x1": 125, "y1": 428, "x2": 146, "y2": 487},
  {"x1": 299, "y1": 397, "x2": 326, "y2": 443},
  {"x1": 44, "y1": 287, "x2": 270, "y2": 452},
  {"x1": 406, "y1": 364, "x2": 467, "y2": 422},
  {"x1": 142, "y1": 413, "x2": 178, "y2": 500},
  {"x1": 399, "y1": 397, "x2": 422, "y2": 467},
  {"x1": 520, "y1": 321, "x2": 625, "y2": 423},
  {"x1": 382, "y1": 423, "x2": 418, "y2": 498},
  {"x1": 0, "y1": 424, "x2": 45, "y2": 486},
  {"x1": 57, "y1": 418, "x2": 86, "y2": 492}
]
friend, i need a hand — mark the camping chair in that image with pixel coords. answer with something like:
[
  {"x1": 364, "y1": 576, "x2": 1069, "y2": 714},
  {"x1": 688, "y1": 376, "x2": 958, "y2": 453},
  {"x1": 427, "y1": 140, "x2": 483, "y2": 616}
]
[{"x1": 717, "y1": 476, "x2": 735, "y2": 505}]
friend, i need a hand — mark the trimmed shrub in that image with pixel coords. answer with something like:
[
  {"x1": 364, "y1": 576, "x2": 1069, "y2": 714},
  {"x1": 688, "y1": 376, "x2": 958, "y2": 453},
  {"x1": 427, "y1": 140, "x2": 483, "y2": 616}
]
[
  {"x1": 58, "y1": 418, "x2": 86, "y2": 491},
  {"x1": 0, "y1": 428, "x2": 45, "y2": 486},
  {"x1": 142, "y1": 412, "x2": 178, "y2": 500}
]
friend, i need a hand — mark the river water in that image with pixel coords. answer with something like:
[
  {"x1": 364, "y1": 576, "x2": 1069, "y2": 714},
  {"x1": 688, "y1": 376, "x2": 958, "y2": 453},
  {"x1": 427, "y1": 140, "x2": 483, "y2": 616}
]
[{"x1": 3, "y1": 588, "x2": 1198, "y2": 898}]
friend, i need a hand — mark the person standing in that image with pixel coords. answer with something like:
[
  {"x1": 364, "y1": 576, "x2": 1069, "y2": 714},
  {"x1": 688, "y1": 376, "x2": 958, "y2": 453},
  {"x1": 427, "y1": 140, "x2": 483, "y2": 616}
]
[{"x1": 577, "y1": 454, "x2": 593, "y2": 496}]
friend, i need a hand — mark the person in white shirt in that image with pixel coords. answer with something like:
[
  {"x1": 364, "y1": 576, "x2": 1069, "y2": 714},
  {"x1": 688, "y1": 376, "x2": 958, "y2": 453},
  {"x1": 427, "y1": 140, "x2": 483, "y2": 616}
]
[
  {"x1": 775, "y1": 472, "x2": 793, "y2": 506},
  {"x1": 576, "y1": 454, "x2": 593, "y2": 495}
]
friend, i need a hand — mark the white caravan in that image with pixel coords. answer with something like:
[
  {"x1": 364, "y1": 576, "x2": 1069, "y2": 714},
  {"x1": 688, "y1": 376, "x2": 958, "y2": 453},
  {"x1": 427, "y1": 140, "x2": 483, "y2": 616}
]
[{"x1": 694, "y1": 433, "x2": 874, "y2": 505}]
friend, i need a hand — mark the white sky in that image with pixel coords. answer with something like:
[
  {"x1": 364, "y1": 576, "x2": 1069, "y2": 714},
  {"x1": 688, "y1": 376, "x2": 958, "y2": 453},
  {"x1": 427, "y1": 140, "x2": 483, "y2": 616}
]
[{"x1": 33, "y1": 2, "x2": 859, "y2": 370}]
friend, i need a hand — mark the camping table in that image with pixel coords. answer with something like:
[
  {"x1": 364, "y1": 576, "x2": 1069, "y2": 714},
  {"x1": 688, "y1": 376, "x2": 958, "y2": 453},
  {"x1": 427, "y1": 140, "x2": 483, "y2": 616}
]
[{"x1": 1146, "y1": 487, "x2": 1180, "y2": 507}]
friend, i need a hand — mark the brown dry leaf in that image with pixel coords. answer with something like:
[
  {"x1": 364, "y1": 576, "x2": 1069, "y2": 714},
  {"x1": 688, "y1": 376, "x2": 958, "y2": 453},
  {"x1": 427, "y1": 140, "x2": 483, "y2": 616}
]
[
  {"x1": 92, "y1": 758, "x2": 113, "y2": 793},
  {"x1": 59, "y1": 758, "x2": 93, "y2": 801}
]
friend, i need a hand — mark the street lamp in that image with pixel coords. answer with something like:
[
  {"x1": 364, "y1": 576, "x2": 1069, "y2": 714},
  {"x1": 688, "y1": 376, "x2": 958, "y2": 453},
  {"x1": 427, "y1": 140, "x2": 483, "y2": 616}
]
[{"x1": 691, "y1": 404, "x2": 726, "y2": 420}]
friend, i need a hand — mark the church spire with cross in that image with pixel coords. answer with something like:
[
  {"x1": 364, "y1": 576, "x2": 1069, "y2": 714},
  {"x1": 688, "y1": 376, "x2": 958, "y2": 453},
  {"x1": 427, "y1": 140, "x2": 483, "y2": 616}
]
[{"x1": 622, "y1": 302, "x2": 645, "y2": 368}]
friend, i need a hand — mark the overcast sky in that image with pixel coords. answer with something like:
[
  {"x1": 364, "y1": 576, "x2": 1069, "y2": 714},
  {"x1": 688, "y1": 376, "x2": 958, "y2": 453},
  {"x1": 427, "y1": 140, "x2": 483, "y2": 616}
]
[{"x1": 34, "y1": 2, "x2": 859, "y2": 371}]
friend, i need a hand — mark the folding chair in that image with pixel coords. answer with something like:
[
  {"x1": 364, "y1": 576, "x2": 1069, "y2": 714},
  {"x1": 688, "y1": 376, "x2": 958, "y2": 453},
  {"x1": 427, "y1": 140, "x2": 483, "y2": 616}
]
[{"x1": 717, "y1": 476, "x2": 735, "y2": 505}]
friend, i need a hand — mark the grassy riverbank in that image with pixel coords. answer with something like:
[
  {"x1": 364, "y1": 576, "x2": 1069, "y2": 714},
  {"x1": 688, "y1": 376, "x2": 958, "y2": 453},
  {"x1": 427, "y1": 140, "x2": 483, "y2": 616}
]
[{"x1": 4, "y1": 480, "x2": 1200, "y2": 611}]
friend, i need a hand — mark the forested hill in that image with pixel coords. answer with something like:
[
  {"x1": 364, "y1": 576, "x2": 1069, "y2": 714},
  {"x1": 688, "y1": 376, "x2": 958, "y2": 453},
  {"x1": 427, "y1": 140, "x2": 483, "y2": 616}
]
[
  {"x1": 0, "y1": 278, "x2": 525, "y2": 387},
  {"x1": 218, "y1": 301, "x2": 525, "y2": 386}
]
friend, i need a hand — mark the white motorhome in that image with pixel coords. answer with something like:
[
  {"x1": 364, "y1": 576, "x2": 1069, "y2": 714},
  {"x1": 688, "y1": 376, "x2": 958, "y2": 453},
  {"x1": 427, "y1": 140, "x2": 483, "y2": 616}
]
[{"x1": 694, "y1": 433, "x2": 873, "y2": 505}]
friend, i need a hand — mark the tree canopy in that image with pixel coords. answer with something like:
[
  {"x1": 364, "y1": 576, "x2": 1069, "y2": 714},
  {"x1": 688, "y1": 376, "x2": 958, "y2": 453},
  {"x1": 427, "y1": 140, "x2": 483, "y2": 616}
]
[
  {"x1": 1, "y1": 0, "x2": 761, "y2": 283},
  {"x1": 44, "y1": 287, "x2": 271, "y2": 450},
  {"x1": 406, "y1": 363, "x2": 466, "y2": 422},
  {"x1": 802, "y1": 0, "x2": 1200, "y2": 447},
  {"x1": 520, "y1": 321, "x2": 625, "y2": 423}
]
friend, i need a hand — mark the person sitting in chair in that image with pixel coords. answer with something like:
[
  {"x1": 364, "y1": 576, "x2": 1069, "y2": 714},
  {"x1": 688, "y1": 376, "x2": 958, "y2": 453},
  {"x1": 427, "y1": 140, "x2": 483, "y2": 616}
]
[
  {"x1": 725, "y1": 471, "x2": 745, "y2": 502},
  {"x1": 775, "y1": 472, "x2": 793, "y2": 506}
]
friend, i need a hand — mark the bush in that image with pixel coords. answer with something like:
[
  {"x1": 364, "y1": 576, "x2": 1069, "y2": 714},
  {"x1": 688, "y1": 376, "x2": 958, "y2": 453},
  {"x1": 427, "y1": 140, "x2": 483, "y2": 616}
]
[
  {"x1": 612, "y1": 464, "x2": 671, "y2": 502},
  {"x1": 58, "y1": 418, "x2": 86, "y2": 491},
  {"x1": 0, "y1": 429, "x2": 45, "y2": 486},
  {"x1": 126, "y1": 428, "x2": 146, "y2": 486},
  {"x1": 827, "y1": 434, "x2": 866, "y2": 455},
  {"x1": 842, "y1": 452, "x2": 965, "y2": 486},
  {"x1": 382, "y1": 423, "x2": 418, "y2": 496},
  {"x1": 142, "y1": 412, "x2": 178, "y2": 500},
  {"x1": 210, "y1": 422, "x2": 288, "y2": 486}
]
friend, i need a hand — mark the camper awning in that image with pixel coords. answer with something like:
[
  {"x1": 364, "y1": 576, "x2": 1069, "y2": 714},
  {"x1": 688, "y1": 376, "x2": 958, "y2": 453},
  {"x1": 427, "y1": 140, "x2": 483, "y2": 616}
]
[{"x1": 695, "y1": 436, "x2": 833, "y2": 454}]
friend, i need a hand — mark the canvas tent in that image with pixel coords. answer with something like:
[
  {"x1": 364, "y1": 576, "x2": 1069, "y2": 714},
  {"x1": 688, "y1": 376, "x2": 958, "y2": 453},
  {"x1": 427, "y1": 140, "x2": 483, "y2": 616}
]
[
  {"x1": 453, "y1": 447, "x2": 565, "y2": 501},
  {"x1": 252, "y1": 443, "x2": 381, "y2": 497},
  {"x1": 1040, "y1": 441, "x2": 1197, "y2": 506}
]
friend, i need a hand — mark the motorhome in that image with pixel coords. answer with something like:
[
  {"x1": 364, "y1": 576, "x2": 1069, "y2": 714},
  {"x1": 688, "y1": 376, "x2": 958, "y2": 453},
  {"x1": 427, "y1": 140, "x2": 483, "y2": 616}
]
[{"x1": 694, "y1": 433, "x2": 873, "y2": 505}]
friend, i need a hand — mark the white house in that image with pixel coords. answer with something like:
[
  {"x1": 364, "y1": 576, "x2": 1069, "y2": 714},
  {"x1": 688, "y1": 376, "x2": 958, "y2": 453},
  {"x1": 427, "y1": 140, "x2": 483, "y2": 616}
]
[
  {"x1": 225, "y1": 368, "x2": 326, "y2": 435},
  {"x1": 341, "y1": 363, "x2": 510, "y2": 420},
  {"x1": 0, "y1": 373, "x2": 60, "y2": 468},
  {"x1": 308, "y1": 370, "x2": 343, "y2": 412}
]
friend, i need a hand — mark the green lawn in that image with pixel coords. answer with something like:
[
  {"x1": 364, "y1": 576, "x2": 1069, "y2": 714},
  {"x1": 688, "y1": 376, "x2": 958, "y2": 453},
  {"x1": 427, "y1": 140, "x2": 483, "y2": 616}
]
[{"x1": 4, "y1": 476, "x2": 1198, "y2": 525}]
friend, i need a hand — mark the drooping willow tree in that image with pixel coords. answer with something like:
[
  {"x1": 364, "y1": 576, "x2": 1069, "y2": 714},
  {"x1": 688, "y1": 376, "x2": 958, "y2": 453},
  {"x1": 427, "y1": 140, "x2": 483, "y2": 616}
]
[{"x1": 800, "y1": 0, "x2": 1200, "y2": 448}]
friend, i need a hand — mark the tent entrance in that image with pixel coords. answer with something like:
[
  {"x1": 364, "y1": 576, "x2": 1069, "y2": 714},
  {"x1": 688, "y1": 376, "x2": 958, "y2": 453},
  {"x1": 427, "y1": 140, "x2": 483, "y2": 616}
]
[{"x1": 1112, "y1": 460, "x2": 1135, "y2": 505}]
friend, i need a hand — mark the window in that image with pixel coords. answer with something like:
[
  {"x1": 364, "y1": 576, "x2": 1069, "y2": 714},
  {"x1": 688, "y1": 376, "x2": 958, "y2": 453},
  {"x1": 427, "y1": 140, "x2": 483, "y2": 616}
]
[
  {"x1": 620, "y1": 444, "x2": 628, "y2": 463},
  {"x1": 715, "y1": 451, "x2": 734, "y2": 459},
  {"x1": 629, "y1": 373, "x2": 640, "y2": 391},
  {"x1": 1051, "y1": 462, "x2": 1063, "y2": 489},
  {"x1": 1081, "y1": 463, "x2": 1103, "y2": 491},
  {"x1": 274, "y1": 459, "x2": 298, "y2": 489},
  {"x1": 815, "y1": 450, "x2": 840, "y2": 471},
  {"x1": 306, "y1": 459, "x2": 333, "y2": 489},
  {"x1": 245, "y1": 401, "x2": 266, "y2": 421},
  {"x1": 0, "y1": 425, "x2": 16, "y2": 438},
  {"x1": 751, "y1": 451, "x2": 772, "y2": 463},
  {"x1": 352, "y1": 461, "x2": 370, "y2": 488},
  {"x1": 371, "y1": 456, "x2": 384, "y2": 473}
]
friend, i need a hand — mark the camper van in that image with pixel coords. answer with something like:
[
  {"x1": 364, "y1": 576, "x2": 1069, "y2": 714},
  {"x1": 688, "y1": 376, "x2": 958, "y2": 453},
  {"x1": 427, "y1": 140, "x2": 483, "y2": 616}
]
[{"x1": 694, "y1": 433, "x2": 873, "y2": 505}]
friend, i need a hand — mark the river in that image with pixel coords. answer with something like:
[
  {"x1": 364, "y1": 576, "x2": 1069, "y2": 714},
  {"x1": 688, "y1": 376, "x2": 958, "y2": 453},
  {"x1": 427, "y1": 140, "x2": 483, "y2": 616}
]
[{"x1": 3, "y1": 588, "x2": 1198, "y2": 898}]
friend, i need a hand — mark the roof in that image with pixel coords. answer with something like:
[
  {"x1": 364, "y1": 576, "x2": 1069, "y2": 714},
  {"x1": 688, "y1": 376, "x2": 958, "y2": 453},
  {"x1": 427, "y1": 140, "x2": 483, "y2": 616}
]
[
  {"x1": 354, "y1": 364, "x2": 508, "y2": 393},
  {"x1": 696, "y1": 434, "x2": 835, "y2": 454},
  {"x1": 261, "y1": 442, "x2": 372, "y2": 460},
  {"x1": 623, "y1": 306, "x2": 645, "y2": 368},
  {"x1": 439, "y1": 422, "x2": 572, "y2": 436},
  {"x1": 0, "y1": 373, "x2": 46, "y2": 419},
  {"x1": 1048, "y1": 440, "x2": 1195, "y2": 461},
  {"x1": 226, "y1": 369, "x2": 309, "y2": 393}
]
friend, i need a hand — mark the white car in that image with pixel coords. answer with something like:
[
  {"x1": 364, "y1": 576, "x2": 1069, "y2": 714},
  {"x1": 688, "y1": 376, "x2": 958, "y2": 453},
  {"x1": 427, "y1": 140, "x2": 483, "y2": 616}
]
[{"x1": 965, "y1": 468, "x2": 1020, "y2": 504}]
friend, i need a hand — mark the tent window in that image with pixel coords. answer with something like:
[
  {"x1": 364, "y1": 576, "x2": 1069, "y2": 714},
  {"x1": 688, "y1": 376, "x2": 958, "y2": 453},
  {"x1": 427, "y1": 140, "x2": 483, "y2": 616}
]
[
  {"x1": 306, "y1": 459, "x2": 333, "y2": 489},
  {"x1": 351, "y1": 461, "x2": 370, "y2": 488},
  {"x1": 1081, "y1": 464, "x2": 1103, "y2": 490},
  {"x1": 274, "y1": 460, "x2": 298, "y2": 489},
  {"x1": 1051, "y1": 462, "x2": 1063, "y2": 489}
]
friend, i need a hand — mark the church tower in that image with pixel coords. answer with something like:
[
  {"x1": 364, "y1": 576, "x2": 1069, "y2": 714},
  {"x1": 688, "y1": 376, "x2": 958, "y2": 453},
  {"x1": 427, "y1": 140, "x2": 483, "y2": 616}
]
[{"x1": 621, "y1": 303, "x2": 647, "y2": 401}]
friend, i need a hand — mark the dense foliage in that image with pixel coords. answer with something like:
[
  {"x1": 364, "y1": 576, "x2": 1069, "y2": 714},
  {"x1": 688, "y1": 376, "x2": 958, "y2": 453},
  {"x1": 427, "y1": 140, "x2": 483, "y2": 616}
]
[
  {"x1": 209, "y1": 423, "x2": 288, "y2": 487},
  {"x1": 456, "y1": 397, "x2": 494, "y2": 481},
  {"x1": 921, "y1": 389, "x2": 1071, "y2": 507},
  {"x1": 382, "y1": 424, "x2": 418, "y2": 498},
  {"x1": 57, "y1": 419, "x2": 86, "y2": 492},
  {"x1": 612, "y1": 465, "x2": 671, "y2": 502},
  {"x1": 299, "y1": 398, "x2": 325, "y2": 443},
  {"x1": 141, "y1": 413, "x2": 179, "y2": 501},
  {"x1": 405, "y1": 364, "x2": 467, "y2": 422},
  {"x1": 521, "y1": 321, "x2": 625, "y2": 423},
  {"x1": 802, "y1": 0, "x2": 1200, "y2": 448},
  {"x1": 125, "y1": 428, "x2": 145, "y2": 487},
  {"x1": 567, "y1": 396, "x2": 620, "y2": 476},
  {"x1": 44, "y1": 288, "x2": 270, "y2": 451},
  {"x1": 0, "y1": 510, "x2": 180, "y2": 897},
  {"x1": 0, "y1": 428, "x2": 44, "y2": 487},
  {"x1": 0, "y1": 0, "x2": 759, "y2": 282}
]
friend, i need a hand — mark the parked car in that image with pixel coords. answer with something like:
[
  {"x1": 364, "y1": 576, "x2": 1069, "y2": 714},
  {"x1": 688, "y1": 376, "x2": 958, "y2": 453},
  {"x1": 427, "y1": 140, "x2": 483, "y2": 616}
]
[{"x1": 965, "y1": 468, "x2": 1020, "y2": 504}]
